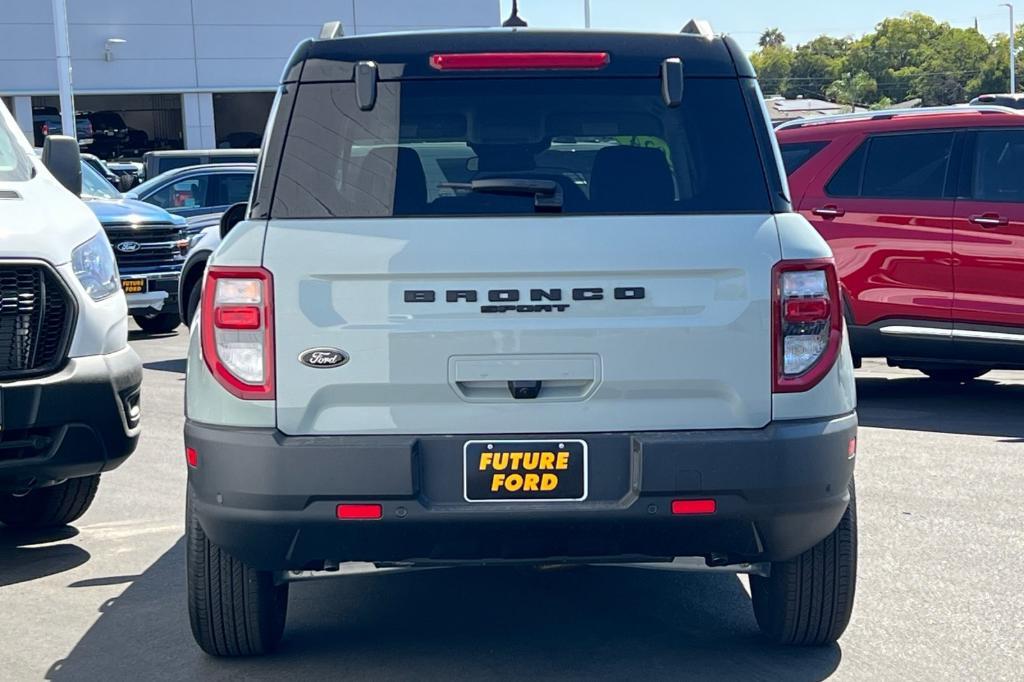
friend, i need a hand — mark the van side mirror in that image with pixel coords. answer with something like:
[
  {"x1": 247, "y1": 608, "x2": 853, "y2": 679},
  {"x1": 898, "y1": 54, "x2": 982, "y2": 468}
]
[
  {"x1": 117, "y1": 174, "x2": 136, "y2": 192},
  {"x1": 42, "y1": 136, "x2": 82, "y2": 196},
  {"x1": 220, "y1": 202, "x2": 248, "y2": 239}
]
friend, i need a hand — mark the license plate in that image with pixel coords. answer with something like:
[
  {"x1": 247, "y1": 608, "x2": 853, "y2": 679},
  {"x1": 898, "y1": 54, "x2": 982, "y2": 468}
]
[
  {"x1": 463, "y1": 439, "x2": 587, "y2": 502},
  {"x1": 121, "y1": 278, "x2": 147, "y2": 294}
]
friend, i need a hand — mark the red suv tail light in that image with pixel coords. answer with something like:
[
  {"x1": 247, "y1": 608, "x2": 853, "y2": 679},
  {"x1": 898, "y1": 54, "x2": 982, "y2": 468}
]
[
  {"x1": 772, "y1": 259, "x2": 843, "y2": 393},
  {"x1": 201, "y1": 266, "x2": 275, "y2": 400}
]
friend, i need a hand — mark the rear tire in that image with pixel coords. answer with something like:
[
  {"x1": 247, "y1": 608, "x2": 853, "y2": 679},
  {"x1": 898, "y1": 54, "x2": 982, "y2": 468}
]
[
  {"x1": 183, "y1": 281, "x2": 202, "y2": 328},
  {"x1": 920, "y1": 367, "x2": 989, "y2": 383},
  {"x1": 0, "y1": 475, "x2": 100, "y2": 528},
  {"x1": 133, "y1": 312, "x2": 181, "y2": 334},
  {"x1": 187, "y1": 492, "x2": 288, "y2": 656},
  {"x1": 751, "y1": 479, "x2": 857, "y2": 646}
]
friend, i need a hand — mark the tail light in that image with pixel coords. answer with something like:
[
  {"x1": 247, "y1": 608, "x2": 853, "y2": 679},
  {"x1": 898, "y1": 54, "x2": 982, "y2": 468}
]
[
  {"x1": 201, "y1": 266, "x2": 275, "y2": 400},
  {"x1": 41, "y1": 122, "x2": 50, "y2": 137},
  {"x1": 429, "y1": 52, "x2": 610, "y2": 71},
  {"x1": 773, "y1": 259, "x2": 842, "y2": 393}
]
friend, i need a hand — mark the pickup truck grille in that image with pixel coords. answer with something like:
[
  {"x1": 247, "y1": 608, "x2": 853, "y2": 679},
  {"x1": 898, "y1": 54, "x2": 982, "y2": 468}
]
[
  {"x1": 0, "y1": 264, "x2": 74, "y2": 379},
  {"x1": 106, "y1": 223, "x2": 186, "y2": 273}
]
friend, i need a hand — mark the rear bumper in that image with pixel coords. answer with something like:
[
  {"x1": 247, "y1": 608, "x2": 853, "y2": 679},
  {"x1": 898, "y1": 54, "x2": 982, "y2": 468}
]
[
  {"x1": 186, "y1": 413, "x2": 857, "y2": 570},
  {"x1": 0, "y1": 347, "x2": 142, "y2": 491}
]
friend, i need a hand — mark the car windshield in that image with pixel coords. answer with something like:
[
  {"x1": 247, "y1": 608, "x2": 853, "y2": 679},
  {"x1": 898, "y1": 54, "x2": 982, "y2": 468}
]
[
  {"x1": 0, "y1": 111, "x2": 33, "y2": 182},
  {"x1": 81, "y1": 161, "x2": 121, "y2": 199},
  {"x1": 271, "y1": 77, "x2": 772, "y2": 218}
]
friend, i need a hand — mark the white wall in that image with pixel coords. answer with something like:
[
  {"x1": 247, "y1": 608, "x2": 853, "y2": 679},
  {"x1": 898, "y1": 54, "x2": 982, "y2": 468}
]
[{"x1": 0, "y1": 0, "x2": 501, "y2": 95}]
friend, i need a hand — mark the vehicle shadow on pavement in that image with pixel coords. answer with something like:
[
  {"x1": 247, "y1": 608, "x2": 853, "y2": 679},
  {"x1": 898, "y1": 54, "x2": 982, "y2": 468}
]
[
  {"x1": 857, "y1": 376, "x2": 1024, "y2": 440},
  {"x1": 45, "y1": 537, "x2": 841, "y2": 681},
  {"x1": 142, "y1": 358, "x2": 187, "y2": 375},
  {"x1": 0, "y1": 526, "x2": 90, "y2": 588}
]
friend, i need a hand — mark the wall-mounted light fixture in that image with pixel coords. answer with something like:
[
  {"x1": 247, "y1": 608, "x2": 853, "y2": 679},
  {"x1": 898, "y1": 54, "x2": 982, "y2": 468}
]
[{"x1": 104, "y1": 38, "x2": 127, "y2": 62}]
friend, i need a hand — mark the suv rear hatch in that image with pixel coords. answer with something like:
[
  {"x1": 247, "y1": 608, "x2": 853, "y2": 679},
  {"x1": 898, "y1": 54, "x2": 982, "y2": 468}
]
[{"x1": 259, "y1": 35, "x2": 782, "y2": 436}]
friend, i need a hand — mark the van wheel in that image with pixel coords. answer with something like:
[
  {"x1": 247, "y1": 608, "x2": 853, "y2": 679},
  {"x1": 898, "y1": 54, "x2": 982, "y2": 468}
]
[
  {"x1": 920, "y1": 368, "x2": 989, "y2": 383},
  {"x1": 751, "y1": 479, "x2": 857, "y2": 646},
  {"x1": 133, "y1": 312, "x2": 181, "y2": 334},
  {"x1": 0, "y1": 475, "x2": 100, "y2": 528},
  {"x1": 187, "y1": 492, "x2": 288, "y2": 656}
]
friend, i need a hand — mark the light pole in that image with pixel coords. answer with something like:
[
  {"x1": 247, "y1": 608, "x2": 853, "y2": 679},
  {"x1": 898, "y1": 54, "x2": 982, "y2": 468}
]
[
  {"x1": 1003, "y1": 3, "x2": 1017, "y2": 93},
  {"x1": 51, "y1": 0, "x2": 76, "y2": 142},
  {"x1": 584, "y1": 0, "x2": 591, "y2": 28}
]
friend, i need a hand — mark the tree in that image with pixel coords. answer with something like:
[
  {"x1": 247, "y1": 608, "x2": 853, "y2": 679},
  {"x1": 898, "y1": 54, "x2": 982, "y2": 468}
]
[
  {"x1": 750, "y1": 45, "x2": 794, "y2": 95},
  {"x1": 784, "y1": 35, "x2": 851, "y2": 99},
  {"x1": 826, "y1": 71, "x2": 878, "y2": 107},
  {"x1": 759, "y1": 28, "x2": 786, "y2": 49}
]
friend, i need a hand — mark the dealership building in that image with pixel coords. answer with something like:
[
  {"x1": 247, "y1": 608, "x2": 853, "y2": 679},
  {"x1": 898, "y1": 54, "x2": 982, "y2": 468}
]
[{"x1": 1, "y1": 0, "x2": 500, "y2": 158}]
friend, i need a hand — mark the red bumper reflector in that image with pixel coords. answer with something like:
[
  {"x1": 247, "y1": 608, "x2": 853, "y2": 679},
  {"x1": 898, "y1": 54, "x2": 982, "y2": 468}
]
[
  {"x1": 336, "y1": 504, "x2": 383, "y2": 520},
  {"x1": 185, "y1": 447, "x2": 198, "y2": 468},
  {"x1": 671, "y1": 499, "x2": 716, "y2": 515},
  {"x1": 430, "y1": 51, "x2": 610, "y2": 71},
  {"x1": 848, "y1": 438, "x2": 857, "y2": 458}
]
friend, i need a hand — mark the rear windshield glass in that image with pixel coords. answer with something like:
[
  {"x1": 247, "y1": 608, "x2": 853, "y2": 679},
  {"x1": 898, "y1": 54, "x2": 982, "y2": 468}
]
[{"x1": 271, "y1": 78, "x2": 771, "y2": 218}]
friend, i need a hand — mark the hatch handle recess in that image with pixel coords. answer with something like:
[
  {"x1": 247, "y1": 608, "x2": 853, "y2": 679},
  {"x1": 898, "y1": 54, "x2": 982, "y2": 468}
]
[
  {"x1": 661, "y1": 58, "x2": 684, "y2": 107},
  {"x1": 355, "y1": 61, "x2": 378, "y2": 111}
]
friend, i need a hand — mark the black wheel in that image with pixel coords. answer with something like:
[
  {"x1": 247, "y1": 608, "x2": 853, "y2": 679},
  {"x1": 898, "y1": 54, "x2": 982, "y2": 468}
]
[
  {"x1": 133, "y1": 312, "x2": 181, "y2": 334},
  {"x1": 0, "y1": 475, "x2": 100, "y2": 528},
  {"x1": 751, "y1": 479, "x2": 857, "y2": 646},
  {"x1": 920, "y1": 367, "x2": 989, "y2": 383},
  {"x1": 187, "y1": 491, "x2": 288, "y2": 656},
  {"x1": 183, "y1": 281, "x2": 202, "y2": 328}
]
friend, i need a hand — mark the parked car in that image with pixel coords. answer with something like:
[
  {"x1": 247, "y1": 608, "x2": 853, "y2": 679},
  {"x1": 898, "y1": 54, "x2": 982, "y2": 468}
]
[
  {"x1": 969, "y1": 93, "x2": 1024, "y2": 110},
  {"x1": 125, "y1": 163, "x2": 255, "y2": 218},
  {"x1": 142, "y1": 148, "x2": 259, "y2": 179},
  {"x1": 777, "y1": 105, "x2": 1024, "y2": 381},
  {"x1": 177, "y1": 211, "x2": 226, "y2": 327},
  {"x1": 32, "y1": 106, "x2": 94, "y2": 147},
  {"x1": 0, "y1": 104, "x2": 141, "y2": 528},
  {"x1": 82, "y1": 152, "x2": 119, "y2": 185},
  {"x1": 78, "y1": 159, "x2": 188, "y2": 333},
  {"x1": 183, "y1": 25, "x2": 858, "y2": 656}
]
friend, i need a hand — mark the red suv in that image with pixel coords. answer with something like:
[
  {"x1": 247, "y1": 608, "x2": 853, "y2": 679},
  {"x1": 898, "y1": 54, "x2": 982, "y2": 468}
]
[{"x1": 777, "y1": 106, "x2": 1024, "y2": 382}]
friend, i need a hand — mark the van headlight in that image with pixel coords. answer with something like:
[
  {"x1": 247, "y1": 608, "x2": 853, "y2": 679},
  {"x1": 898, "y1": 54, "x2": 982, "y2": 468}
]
[{"x1": 72, "y1": 232, "x2": 120, "y2": 301}]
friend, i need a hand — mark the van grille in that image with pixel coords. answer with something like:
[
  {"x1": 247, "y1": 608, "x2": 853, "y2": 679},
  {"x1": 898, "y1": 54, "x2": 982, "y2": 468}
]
[
  {"x1": 0, "y1": 264, "x2": 74, "y2": 379},
  {"x1": 106, "y1": 223, "x2": 186, "y2": 273}
]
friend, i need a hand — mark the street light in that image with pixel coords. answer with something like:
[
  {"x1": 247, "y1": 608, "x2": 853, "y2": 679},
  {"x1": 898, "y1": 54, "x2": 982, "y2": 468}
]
[
  {"x1": 584, "y1": 0, "x2": 591, "y2": 28},
  {"x1": 1002, "y1": 3, "x2": 1017, "y2": 93}
]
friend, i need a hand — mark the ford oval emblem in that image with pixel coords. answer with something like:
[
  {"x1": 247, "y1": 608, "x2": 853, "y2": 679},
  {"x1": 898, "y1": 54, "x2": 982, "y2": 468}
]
[
  {"x1": 116, "y1": 240, "x2": 142, "y2": 253},
  {"x1": 299, "y1": 347, "x2": 349, "y2": 368}
]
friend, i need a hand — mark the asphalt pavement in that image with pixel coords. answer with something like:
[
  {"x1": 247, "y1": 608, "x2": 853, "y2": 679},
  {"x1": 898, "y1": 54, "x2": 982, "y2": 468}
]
[{"x1": 1, "y1": 328, "x2": 1023, "y2": 680}]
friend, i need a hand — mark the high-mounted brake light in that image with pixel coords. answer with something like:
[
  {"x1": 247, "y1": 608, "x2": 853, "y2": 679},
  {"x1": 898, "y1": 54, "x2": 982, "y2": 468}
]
[
  {"x1": 429, "y1": 52, "x2": 610, "y2": 71},
  {"x1": 772, "y1": 259, "x2": 843, "y2": 393},
  {"x1": 201, "y1": 266, "x2": 275, "y2": 400}
]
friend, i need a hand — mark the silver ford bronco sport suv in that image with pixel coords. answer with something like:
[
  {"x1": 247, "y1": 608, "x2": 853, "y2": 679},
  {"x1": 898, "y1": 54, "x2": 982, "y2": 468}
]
[{"x1": 184, "y1": 24, "x2": 858, "y2": 656}]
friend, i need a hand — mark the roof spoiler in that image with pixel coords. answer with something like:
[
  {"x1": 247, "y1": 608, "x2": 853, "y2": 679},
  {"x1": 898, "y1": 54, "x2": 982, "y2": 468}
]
[
  {"x1": 319, "y1": 21, "x2": 344, "y2": 40},
  {"x1": 681, "y1": 19, "x2": 714, "y2": 39}
]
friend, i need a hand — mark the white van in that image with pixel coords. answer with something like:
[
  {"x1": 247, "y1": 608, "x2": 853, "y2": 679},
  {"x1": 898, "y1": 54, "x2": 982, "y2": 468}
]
[{"x1": 0, "y1": 102, "x2": 141, "y2": 528}]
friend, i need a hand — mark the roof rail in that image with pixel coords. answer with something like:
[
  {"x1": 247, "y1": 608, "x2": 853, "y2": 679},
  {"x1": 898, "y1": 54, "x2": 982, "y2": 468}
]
[
  {"x1": 319, "y1": 21, "x2": 344, "y2": 40},
  {"x1": 775, "y1": 104, "x2": 1021, "y2": 131},
  {"x1": 680, "y1": 19, "x2": 714, "y2": 39}
]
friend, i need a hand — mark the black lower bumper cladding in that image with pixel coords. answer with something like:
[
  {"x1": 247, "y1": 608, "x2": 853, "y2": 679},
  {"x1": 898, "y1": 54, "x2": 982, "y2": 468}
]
[
  {"x1": 186, "y1": 413, "x2": 857, "y2": 570},
  {"x1": 0, "y1": 347, "x2": 142, "y2": 491}
]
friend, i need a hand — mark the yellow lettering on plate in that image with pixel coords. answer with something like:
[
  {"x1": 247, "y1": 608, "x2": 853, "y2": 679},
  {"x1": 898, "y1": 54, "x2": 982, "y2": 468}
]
[
  {"x1": 523, "y1": 473, "x2": 540, "y2": 491},
  {"x1": 479, "y1": 451, "x2": 493, "y2": 471},
  {"x1": 504, "y1": 473, "x2": 523, "y2": 492},
  {"x1": 524, "y1": 452, "x2": 540, "y2": 470},
  {"x1": 492, "y1": 452, "x2": 509, "y2": 471},
  {"x1": 540, "y1": 452, "x2": 555, "y2": 470},
  {"x1": 509, "y1": 452, "x2": 524, "y2": 470},
  {"x1": 491, "y1": 473, "x2": 506, "y2": 492},
  {"x1": 556, "y1": 451, "x2": 570, "y2": 470},
  {"x1": 541, "y1": 473, "x2": 558, "y2": 491}
]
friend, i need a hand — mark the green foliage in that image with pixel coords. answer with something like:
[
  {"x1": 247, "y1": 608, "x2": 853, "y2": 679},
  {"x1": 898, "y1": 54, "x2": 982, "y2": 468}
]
[{"x1": 750, "y1": 11, "x2": 1022, "y2": 106}]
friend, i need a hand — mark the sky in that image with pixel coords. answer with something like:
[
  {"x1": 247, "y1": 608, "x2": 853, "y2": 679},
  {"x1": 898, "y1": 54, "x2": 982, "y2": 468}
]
[{"x1": 499, "y1": 0, "x2": 1017, "y2": 52}]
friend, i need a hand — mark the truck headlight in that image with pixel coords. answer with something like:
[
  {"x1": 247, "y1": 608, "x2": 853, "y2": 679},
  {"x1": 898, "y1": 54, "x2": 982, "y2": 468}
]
[{"x1": 72, "y1": 232, "x2": 120, "y2": 301}]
